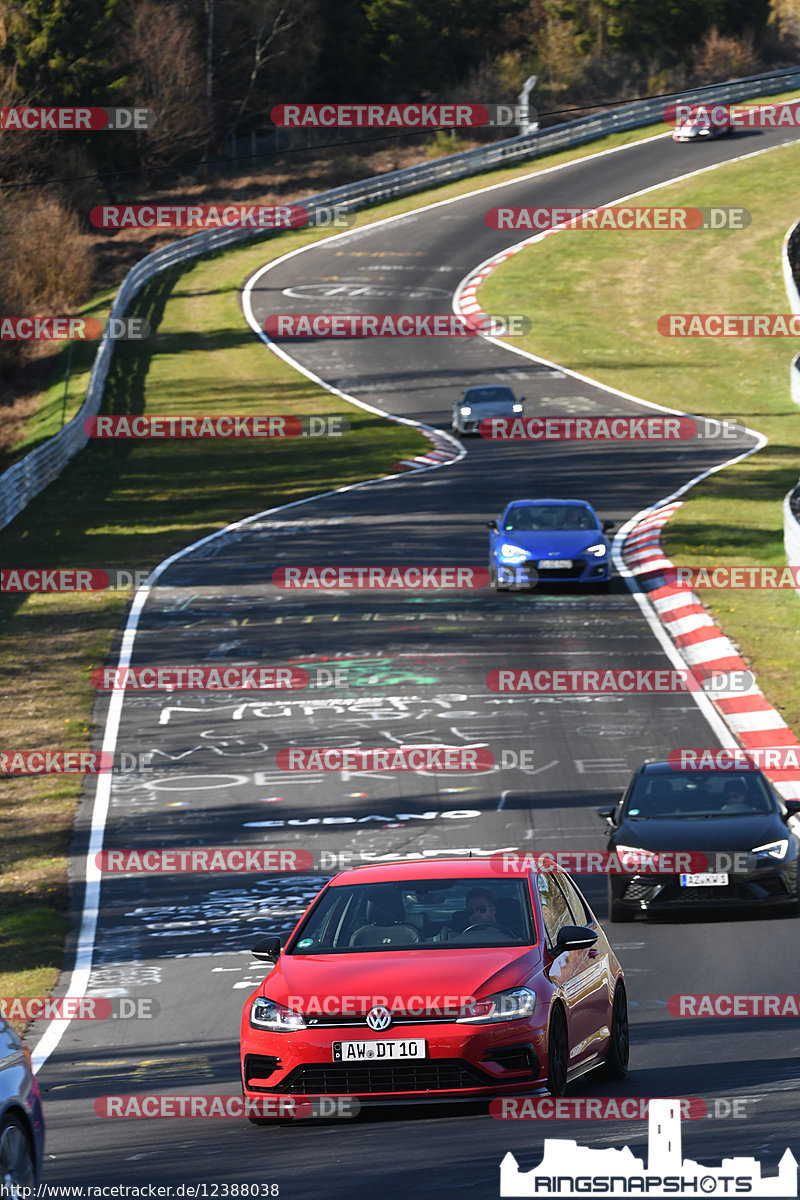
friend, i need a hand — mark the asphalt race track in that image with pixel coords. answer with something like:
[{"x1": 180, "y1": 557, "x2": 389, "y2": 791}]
[{"x1": 37, "y1": 124, "x2": 800, "y2": 1197}]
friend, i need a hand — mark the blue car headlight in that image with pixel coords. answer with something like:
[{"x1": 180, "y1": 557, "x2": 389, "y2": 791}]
[
  {"x1": 498, "y1": 543, "x2": 528, "y2": 563},
  {"x1": 460, "y1": 406, "x2": 472, "y2": 416},
  {"x1": 585, "y1": 543, "x2": 608, "y2": 558},
  {"x1": 752, "y1": 839, "x2": 789, "y2": 861}
]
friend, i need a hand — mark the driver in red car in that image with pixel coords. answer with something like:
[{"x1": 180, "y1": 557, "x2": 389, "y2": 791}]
[{"x1": 465, "y1": 888, "x2": 499, "y2": 926}]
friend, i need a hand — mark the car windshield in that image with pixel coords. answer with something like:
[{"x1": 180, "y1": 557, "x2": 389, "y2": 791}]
[
  {"x1": 463, "y1": 389, "x2": 516, "y2": 406},
  {"x1": 626, "y1": 772, "x2": 776, "y2": 819},
  {"x1": 286, "y1": 878, "x2": 536, "y2": 953},
  {"x1": 503, "y1": 504, "x2": 597, "y2": 532}
]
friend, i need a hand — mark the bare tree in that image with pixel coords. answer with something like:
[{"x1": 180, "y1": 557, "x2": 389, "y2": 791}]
[{"x1": 121, "y1": 0, "x2": 209, "y2": 172}]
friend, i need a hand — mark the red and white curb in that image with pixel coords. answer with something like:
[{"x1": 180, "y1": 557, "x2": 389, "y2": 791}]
[
  {"x1": 396, "y1": 429, "x2": 463, "y2": 471},
  {"x1": 622, "y1": 505, "x2": 800, "y2": 799}
]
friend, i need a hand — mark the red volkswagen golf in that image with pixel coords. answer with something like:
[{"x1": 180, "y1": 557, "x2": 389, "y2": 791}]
[{"x1": 239, "y1": 858, "x2": 628, "y2": 1115}]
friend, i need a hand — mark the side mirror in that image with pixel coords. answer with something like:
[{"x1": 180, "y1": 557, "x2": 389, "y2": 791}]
[
  {"x1": 602, "y1": 520, "x2": 616, "y2": 533},
  {"x1": 487, "y1": 519, "x2": 498, "y2": 531},
  {"x1": 518, "y1": 396, "x2": 526, "y2": 403},
  {"x1": 784, "y1": 800, "x2": 800, "y2": 818},
  {"x1": 554, "y1": 925, "x2": 598, "y2": 953},
  {"x1": 597, "y1": 805, "x2": 616, "y2": 825},
  {"x1": 251, "y1": 935, "x2": 282, "y2": 963}
]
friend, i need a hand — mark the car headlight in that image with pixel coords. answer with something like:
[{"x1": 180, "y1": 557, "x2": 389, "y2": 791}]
[
  {"x1": 585, "y1": 543, "x2": 607, "y2": 557},
  {"x1": 460, "y1": 406, "x2": 472, "y2": 416},
  {"x1": 512, "y1": 403, "x2": 523, "y2": 412},
  {"x1": 456, "y1": 986, "x2": 537, "y2": 1024},
  {"x1": 752, "y1": 839, "x2": 789, "y2": 860},
  {"x1": 250, "y1": 997, "x2": 307, "y2": 1031},
  {"x1": 614, "y1": 845, "x2": 660, "y2": 872},
  {"x1": 498, "y1": 542, "x2": 528, "y2": 563}
]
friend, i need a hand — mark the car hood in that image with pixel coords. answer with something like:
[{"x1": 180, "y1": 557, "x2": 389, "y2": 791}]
[
  {"x1": 260, "y1": 946, "x2": 542, "y2": 1008},
  {"x1": 495, "y1": 530, "x2": 604, "y2": 553},
  {"x1": 614, "y1": 813, "x2": 786, "y2": 852}
]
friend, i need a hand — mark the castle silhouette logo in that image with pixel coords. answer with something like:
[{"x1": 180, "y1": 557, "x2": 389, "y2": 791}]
[{"x1": 500, "y1": 1099, "x2": 797, "y2": 1197}]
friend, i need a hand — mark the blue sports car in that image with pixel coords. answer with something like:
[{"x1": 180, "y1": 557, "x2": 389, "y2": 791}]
[
  {"x1": 488, "y1": 499, "x2": 615, "y2": 591},
  {"x1": 0, "y1": 1017, "x2": 45, "y2": 1189}
]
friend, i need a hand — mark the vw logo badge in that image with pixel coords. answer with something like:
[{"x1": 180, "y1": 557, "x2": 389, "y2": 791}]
[{"x1": 366, "y1": 1005, "x2": 392, "y2": 1031}]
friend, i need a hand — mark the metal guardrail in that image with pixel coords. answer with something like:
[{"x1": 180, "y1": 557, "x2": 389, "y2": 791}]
[{"x1": 4, "y1": 64, "x2": 800, "y2": 532}]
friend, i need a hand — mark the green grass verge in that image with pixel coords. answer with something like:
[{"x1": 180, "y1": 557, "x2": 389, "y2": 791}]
[{"x1": 479, "y1": 133, "x2": 800, "y2": 732}]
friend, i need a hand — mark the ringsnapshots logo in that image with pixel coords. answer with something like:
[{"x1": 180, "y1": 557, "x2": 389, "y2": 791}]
[
  {"x1": 264, "y1": 313, "x2": 530, "y2": 337},
  {"x1": 499, "y1": 1097, "x2": 797, "y2": 1197},
  {"x1": 271, "y1": 103, "x2": 535, "y2": 128},
  {"x1": 0, "y1": 107, "x2": 154, "y2": 131},
  {"x1": 83, "y1": 415, "x2": 347, "y2": 438},
  {"x1": 485, "y1": 206, "x2": 750, "y2": 232},
  {"x1": 90, "y1": 203, "x2": 354, "y2": 230},
  {"x1": 0, "y1": 317, "x2": 149, "y2": 340}
]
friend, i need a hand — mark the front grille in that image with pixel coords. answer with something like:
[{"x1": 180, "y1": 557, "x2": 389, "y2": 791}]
[
  {"x1": 270, "y1": 1059, "x2": 489, "y2": 1095},
  {"x1": 622, "y1": 880, "x2": 660, "y2": 902},
  {"x1": 305, "y1": 1011, "x2": 458, "y2": 1027}
]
